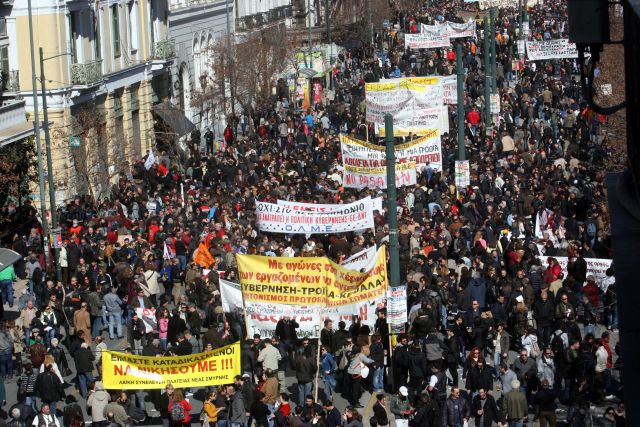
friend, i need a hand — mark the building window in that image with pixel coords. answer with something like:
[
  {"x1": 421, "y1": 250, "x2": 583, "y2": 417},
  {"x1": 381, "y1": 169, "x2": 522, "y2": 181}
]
[
  {"x1": 69, "y1": 13, "x2": 78, "y2": 63},
  {"x1": 113, "y1": 89, "x2": 124, "y2": 117},
  {"x1": 112, "y1": 4, "x2": 121, "y2": 57},
  {"x1": 128, "y1": 1, "x2": 139, "y2": 54},
  {"x1": 0, "y1": 47, "x2": 8, "y2": 90},
  {"x1": 94, "y1": 9, "x2": 102, "y2": 60}
]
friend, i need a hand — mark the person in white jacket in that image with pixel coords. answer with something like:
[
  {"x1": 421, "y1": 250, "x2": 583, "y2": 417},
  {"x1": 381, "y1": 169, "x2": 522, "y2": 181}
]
[
  {"x1": 87, "y1": 380, "x2": 111, "y2": 425},
  {"x1": 595, "y1": 341, "x2": 610, "y2": 403},
  {"x1": 537, "y1": 348, "x2": 556, "y2": 387}
]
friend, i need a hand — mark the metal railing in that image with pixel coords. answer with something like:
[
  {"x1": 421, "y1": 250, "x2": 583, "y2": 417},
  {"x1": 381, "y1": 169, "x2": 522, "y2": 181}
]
[
  {"x1": 70, "y1": 59, "x2": 103, "y2": 86},
  {"x1": 152, "y1": 39, "x2": 176, "y2": 60}
]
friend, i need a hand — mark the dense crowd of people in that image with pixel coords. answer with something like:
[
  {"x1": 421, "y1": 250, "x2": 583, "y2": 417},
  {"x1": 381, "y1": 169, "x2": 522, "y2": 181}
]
[{"x1": 0, "y1": 0, "x2": 626, "y2": 426}]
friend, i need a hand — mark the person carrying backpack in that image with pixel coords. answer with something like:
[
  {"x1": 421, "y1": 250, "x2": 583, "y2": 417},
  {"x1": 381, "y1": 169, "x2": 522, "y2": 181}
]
[{"x1": 168, "y1": 389, "x2": 192, "y2": 426}]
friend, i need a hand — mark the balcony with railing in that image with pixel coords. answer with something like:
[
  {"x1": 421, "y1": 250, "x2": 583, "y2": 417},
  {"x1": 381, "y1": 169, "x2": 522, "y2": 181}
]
[
  {"x1": 70, "y1": 60, "x2": 103, "y2": 86},
  {"x1": 3, "y1": 69, "x2": 19, "y2": 92},
  {"x1": 153, "y1": 39, "x2": 176, "y2": 61}
]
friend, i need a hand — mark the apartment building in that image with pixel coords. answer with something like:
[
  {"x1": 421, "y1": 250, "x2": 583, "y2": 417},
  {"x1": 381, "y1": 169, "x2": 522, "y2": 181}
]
[{"x1": 4, "y1": 0, "x2": 176, "y2": 201}]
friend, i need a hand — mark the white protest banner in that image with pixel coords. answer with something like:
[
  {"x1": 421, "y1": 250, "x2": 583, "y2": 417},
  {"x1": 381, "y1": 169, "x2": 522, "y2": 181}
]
[
  {"x1": 341, "y1": 132, "x2": 443, "y2": 172},
  {"x1": 244, "y1": 300, "x2": 384, "y2": 338},
  {"x1": 135, "y1": 307, "x2": 157, "y2": 334},
  {"x1": 256, "y1": 196, "x2": 375, "y2": 234},
  {"x1": 343, "y1": 246, "x2": 378, "y2": 272},
  {"x1": 220, "y1": 279, "x2": 244, "y2": 314},
  {"x1": 455, "y1": 160, "x2": 471, "y2": 189},
  {"x1": 536, "y1": 256, "x2": 613, "y2": 283},
  {"x1": 526, "y1": 39, "x2": 579, "y2": 60},
  {"x1": 478, "y1": 0, "x2": 518, "y2": 9},
  {"x1": 146, "y1": 202, "x2": 157, "y2": 211},
  {"x1": 372, "y1": 197, "x2": 383, "y2": 213},
  {"x1": 387, "y1": 286, "x2": 407, "y2": 333},
  {"x1": 441, "y1": 75, "x2": 458, "y2": 104},
  {"x1": 405, "y1": 26, "x2": 450, "y2": 49},
  {"x1": 144, "y1": 150, "x2": 155, "y2": 170},
  {"x1": 445, "y1": 20, "x2": 477, "y2": 39},
  {"x1": 379, "y1": 105, "x2": 450, "y2": 137},
  {"x1": 366, "y1": 77, "x2": 450, "y2": 136},
  {"x1": 343, "y1": 162, "x2": 417, "y2": 190}
]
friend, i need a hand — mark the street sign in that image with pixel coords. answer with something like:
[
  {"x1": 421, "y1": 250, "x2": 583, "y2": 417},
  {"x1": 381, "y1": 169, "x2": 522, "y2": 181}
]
[
  {"x1": 69, "y1": 136, "x2": 81, "y2": 147},
  {"x1": 517, "y1": 40, "x2": 525, "y2": 59},
  {"x1": 455, "y1": 160, "x2": 470, "y2": 189},
  {"x1": 51, "y1": 228, "x2": 62, "y2": 249},
  {"x1": 490, "y1": 94, "x2": 501, "y2": 114}
]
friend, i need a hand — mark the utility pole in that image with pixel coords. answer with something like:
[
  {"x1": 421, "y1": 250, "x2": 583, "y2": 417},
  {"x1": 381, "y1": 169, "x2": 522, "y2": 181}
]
[
  {"x1": 456, "y1": 43, "x2": 465, "y2": 161},
  {"x1": 326, "y1": 0, "x2": 333, "y2": 90},
  {"x1": 27, "y1": 0, "x2": 50, "y2": 269},
  {"x1": 308, "y1": 0, "x2": 312, "y2": 55},
  {"x1": 368, "y1": 0, "x2": 373, "y2": 47},
  {"x1": 490, "y1": 8, "x2": 497, "y2": 92},
  {"x1": 225, "y1": 0, "x2": 235, "y2": 120},
  {"x1": 39, "y1": 48, "x2": 61, "y2": 282},
  {"x1": 483, "y1": 16, "x2": 491, "y2": 130},
  {"x1": 384, "y1": 114, "x2": 400, "y2": 287}
]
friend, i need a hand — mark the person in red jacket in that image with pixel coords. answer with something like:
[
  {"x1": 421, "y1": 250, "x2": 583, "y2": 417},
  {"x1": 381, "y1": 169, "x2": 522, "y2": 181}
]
[
  {"x1": 467, "y1": 106, "x2": 481, "y2": 136},
  {"x1": 224, "y1": 125, "x2": 234, "y2": 144},
  {"x1": 583, "y1": 275, "x2": 600, "y2": 305},
  {"x1": 168, "y1": 389, "x2": 192, "y2": 426}
]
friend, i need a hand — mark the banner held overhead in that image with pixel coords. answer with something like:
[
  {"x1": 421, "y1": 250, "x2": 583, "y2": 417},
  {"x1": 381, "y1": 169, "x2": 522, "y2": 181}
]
[{"x1": 102, "y1": 342, "x2": 241, "y2": 389}]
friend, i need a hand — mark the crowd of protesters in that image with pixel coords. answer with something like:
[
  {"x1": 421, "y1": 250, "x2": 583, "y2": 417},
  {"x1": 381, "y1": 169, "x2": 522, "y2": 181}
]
[{"x1": 0, "y1": 0, "x2": 627, "y2": 425}]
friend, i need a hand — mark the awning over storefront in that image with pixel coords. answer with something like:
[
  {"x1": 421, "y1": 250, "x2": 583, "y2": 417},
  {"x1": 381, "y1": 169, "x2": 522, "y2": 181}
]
[
  {"x1": 152, "y1": 103, "x2": 196, "y2": 138},
  {"x1": 0, "y1": 121, "x2": 35, "y2": 149},
  {"x1": 0, "y1": 248, "x2": 22, "y2": 273}
]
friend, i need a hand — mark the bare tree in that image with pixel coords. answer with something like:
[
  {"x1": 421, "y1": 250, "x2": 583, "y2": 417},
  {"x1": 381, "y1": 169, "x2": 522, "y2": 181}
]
[
  {"x1": 192, "y1": 25, "x2": 297, "y2": 124},
  {"x1": 51, "y1": 105, "x2": 113, "y2": 202}
]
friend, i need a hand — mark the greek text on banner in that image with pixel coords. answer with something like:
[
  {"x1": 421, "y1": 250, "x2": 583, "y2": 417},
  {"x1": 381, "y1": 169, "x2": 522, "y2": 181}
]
[
  {"x1": 102, "y1": 342, "x2": 241, "y2": 389},
  {"x1": 256, "y1": 196, "x2": 375, "y2": 234},
  {"x1": 237, "y1": 246, "x2": 388, "y2": 306}
]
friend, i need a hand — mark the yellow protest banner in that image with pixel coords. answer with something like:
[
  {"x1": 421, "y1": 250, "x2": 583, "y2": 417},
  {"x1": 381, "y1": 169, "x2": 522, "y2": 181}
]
[
  {"x1": 326, "y1": 245, "x2": 388, "y2": 306},
  {"x1": 236, "y1": 247, "x2": 388, "y2": 306},
  {"x1": 236, "y1": 256, "x2": 326, "y2": 305},
  {"x1": 102, "y1": 342, "x2": 241, "y2": 389}
]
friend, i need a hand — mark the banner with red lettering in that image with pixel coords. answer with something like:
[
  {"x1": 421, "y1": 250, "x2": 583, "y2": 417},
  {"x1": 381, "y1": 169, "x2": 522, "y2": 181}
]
[{"x1": 341, "y1": 132, "x2": 443, "y2": 173}]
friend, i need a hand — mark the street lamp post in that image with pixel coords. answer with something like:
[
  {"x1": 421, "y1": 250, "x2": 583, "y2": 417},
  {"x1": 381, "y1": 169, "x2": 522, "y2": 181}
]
[
  {"x1": 225, "y1": 0, "x2": 235, "y2": 119},
  {"x1": 483, "y1": 16, "x2": 491, "y2": 130},
  {"x1": 39, "y1": 47, "x2": 66, "y2": 283},
  {"x1": 490, "y1": 8, "x2": 497, "y2": 92},
  {"x1": 27, "y1": 0, "x2": 51, "y2": 270},
  {"x1": 456, "y1": 43, "x2": 465, "y2": 161},
  {"x1": 384, "y1": 114, "x2": 400, "y2": 287}
]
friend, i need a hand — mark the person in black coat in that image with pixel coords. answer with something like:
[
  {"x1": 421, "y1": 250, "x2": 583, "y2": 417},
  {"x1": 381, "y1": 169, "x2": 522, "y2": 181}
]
[
  {"x1": 34, "y1": 364, "x2": 63, "y2": 412},
  {"x1": 275, "y1": 317, "x2": 299, "y2": 369},
  {"x1": 167, "y1": 309, "x2": 187, "y2": 344},
  {"x1": 393, "y1": 335, "x2": 410, "y2": 389},
  {"x1": 249, "y1": 391, "x2": 271, "y2": 427},
  {"x1": 445, "y1": 329, "x2": 461, "y2": 387},
  {"x1": 471, "y1": 389, "x2": 500, "y2": 427},
  {"x1": 466, "y1": 360, "x2": 493, "y2": 394},
  {"x1": 73, "y1": 342, "x2": 96, "y2": 398},
  {"x1": 410, "y1": 392, "x2": 439, "y2": 427},
  {"x1": 372, "y1": 394, "x2": 389, "y2": 426},
  {"x1": 407, "y1": 343, "x2": 428, "y2": 403}
]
